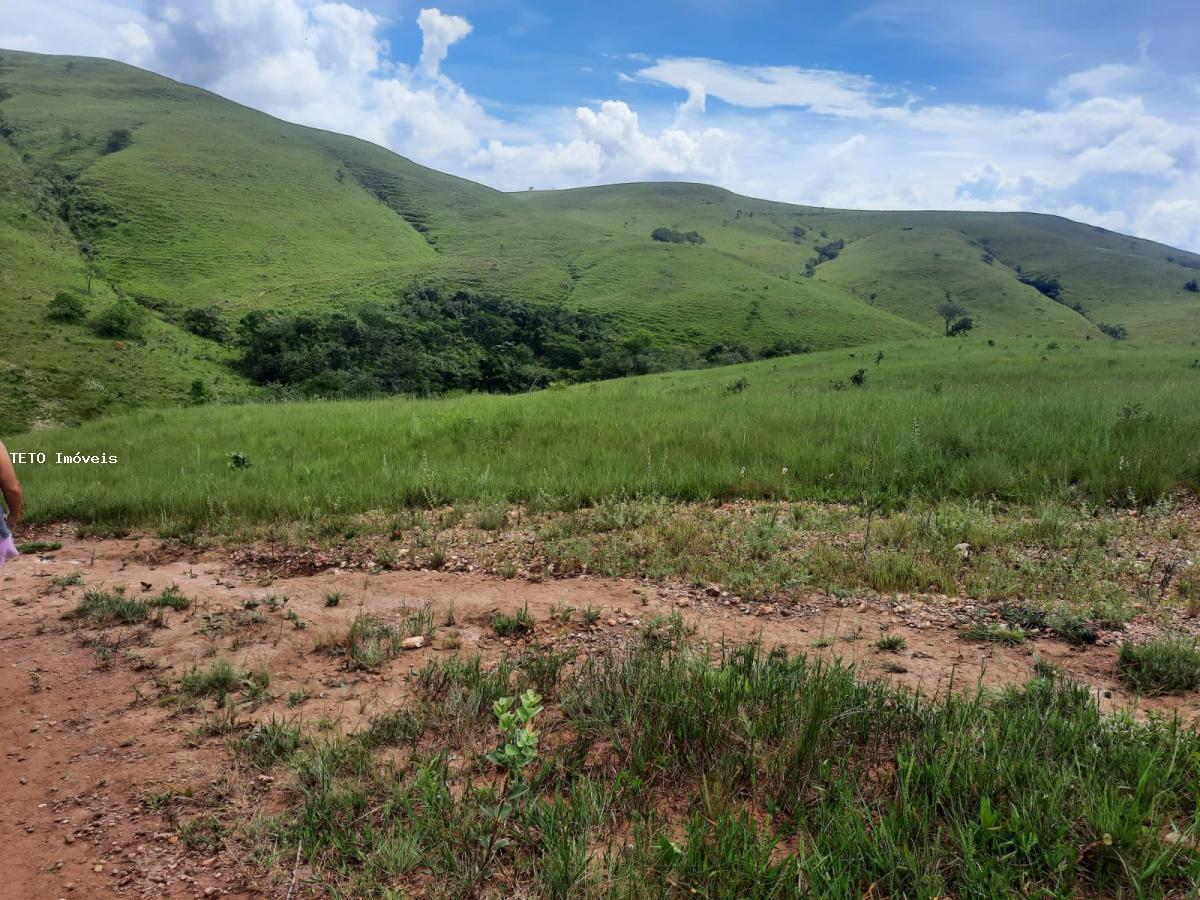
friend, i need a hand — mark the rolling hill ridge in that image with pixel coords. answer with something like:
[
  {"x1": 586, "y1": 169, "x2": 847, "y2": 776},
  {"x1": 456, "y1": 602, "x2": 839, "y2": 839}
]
[{"x1": 2, "y1": 48, "x2": 1199, "y2": 431}]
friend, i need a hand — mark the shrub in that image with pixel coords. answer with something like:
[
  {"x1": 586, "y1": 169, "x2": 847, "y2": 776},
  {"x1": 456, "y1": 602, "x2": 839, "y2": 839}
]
[
  {"x1": 815, "y1": 239, "x2": 844, "y2": 262},
  {"x1": 1117, "y1": 635, "x2": 1200, "y2": 694},
  {"x1": 102, "y1": 127, "x2": 132, "y2": 154},
  {"x1": 1184, "y1": 279, "x2": 1199, "y2": 293},
  {"x1": 91, "y1": 297, "x2": 146, "y2": 339},
  {"x1": 47, "y1": 290, "x2": 87, "y2": 323},
  {"x1": 1099, "y1": 322, "x2": 1129, "y2": 341},
  {"x1": 182, "y1": 305, "x2": 230, "y2": 342},
  {"x1": 947, "y1": 316, "x2": 975, "y2": 337}
]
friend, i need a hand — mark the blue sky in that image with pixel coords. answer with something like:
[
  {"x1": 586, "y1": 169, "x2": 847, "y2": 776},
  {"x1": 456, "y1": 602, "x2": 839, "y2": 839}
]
[{"x1": 4, "y1": 0, "x2": 1199, "y2": 249}]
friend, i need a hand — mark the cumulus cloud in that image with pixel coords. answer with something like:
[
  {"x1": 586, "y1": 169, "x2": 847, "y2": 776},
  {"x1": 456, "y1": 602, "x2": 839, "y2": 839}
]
[
  {"x1": 416, "y1": 8, "x2": 471, "y2": 76},
  {"x1": 3, "y1": 0, "x2": 1198, "y2": 249}
]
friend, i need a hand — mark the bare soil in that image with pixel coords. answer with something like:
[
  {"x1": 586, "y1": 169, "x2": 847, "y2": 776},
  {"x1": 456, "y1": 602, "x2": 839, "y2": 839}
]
[{"x1": 2, "y1": 535, "x2": 1197, "y2": 898}]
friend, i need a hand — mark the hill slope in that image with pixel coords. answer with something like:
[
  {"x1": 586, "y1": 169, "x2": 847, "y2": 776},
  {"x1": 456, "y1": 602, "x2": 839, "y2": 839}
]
[{"x1": 2, "y1": 49, "x2": 1199, "y2": 431}]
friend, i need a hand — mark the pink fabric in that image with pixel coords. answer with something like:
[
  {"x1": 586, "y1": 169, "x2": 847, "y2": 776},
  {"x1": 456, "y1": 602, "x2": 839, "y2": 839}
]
[{"x1": 0, "y1": 536, "x2": 18, "y2": 565}]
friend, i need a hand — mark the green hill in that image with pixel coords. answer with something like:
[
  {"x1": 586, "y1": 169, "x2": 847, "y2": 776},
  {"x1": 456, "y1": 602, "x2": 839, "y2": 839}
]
[{"x1": 2, "y1": 48, "x2": 1199, "y2": 432}]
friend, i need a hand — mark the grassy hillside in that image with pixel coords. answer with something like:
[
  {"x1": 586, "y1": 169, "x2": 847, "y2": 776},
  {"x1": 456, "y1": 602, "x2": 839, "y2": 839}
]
[
  {"x1": 11, "y1": 339, "x2": 1200, "y2": 531},
  {"x1": 2, "y1": 49, "x2": 1199, "y2": 432}
]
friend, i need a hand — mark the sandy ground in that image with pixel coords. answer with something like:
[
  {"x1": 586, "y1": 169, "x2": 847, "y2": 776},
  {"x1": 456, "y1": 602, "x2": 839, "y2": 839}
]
[{"x1": 2, "y1": 536, "x2": 1197, "y2": 898}]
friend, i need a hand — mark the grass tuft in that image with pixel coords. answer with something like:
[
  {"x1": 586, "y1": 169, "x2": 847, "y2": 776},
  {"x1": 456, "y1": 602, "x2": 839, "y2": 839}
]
[{"x1": 1117, "y1": 636, "x2": 1200, "y2": 694}]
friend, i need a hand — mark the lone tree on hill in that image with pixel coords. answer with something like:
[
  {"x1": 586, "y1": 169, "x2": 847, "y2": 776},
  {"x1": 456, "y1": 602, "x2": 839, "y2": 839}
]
[{"x1": 937, "y1": 300, "x2": 971, "y2": 336}]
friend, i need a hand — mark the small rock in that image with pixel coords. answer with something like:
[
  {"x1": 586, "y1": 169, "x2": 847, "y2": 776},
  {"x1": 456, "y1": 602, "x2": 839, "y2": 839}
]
[{"x1": 400, "y1": 636, "x2": 425, "y2": 650}]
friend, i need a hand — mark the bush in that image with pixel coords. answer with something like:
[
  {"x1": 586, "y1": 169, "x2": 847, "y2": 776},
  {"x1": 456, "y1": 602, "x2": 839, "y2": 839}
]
[
  {"x1": 815, "y1": 239, "x2": 844, "y2": 262},
  {"x1": 182, "y1": 305, "x2": 230, "y2": 342},
  {"x1": 650, "y1": 226, "x2": 705, "y2": 245},
  {"x1": 947, "y1": 316, "x2": 974, "y2": 337},
  {"x1": 91, "y1": 297, "x2": 147, "y2": 339},
  {"x1": 46, "y1": 290, "x2": 87, "y2": 323},
  {"x1": 1099, "y1": 322, "x2": 1129, "y2": 341},
  {"x1": 1185, "y1": 279, "x2": 1199, "y2": 293},
  {"x1": 102, "y1": 128, "x2": 132, "y2": 154},
  {"x1": 1118, "y1": 636, "x2": 1200, "y2": 694}
]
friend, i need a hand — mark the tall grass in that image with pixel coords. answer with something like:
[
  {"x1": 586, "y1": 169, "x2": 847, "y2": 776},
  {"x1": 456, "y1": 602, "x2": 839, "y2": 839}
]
[{"x1": 11, "y1": 342, "x2": 1200, "y2": 529}]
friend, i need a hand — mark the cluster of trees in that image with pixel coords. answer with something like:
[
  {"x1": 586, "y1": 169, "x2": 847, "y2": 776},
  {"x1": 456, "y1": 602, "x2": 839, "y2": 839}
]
[
  {"x1": 815, "y1": 239, "x2": 844, "y2": 263},
  {"x1": 47, "y1": 291, "x2": 147, "y2": 339},
  {"x1": 650, "y1": 227, "x2": 705, "y2": 245},
  {"x1": 1019, "y1": 274, "x2": 1063, "y2": 301},
  {"x1": 46, "y1": 281, "x2": 813, "y2": 400},
  {"x1": 182, "y1": 305, "x2": 231, "y2": 342},
  {"x1": 231, "y1": 288, "x2": 812, "y2": 399},
  {"x1": 234, "y1": 289, "x2": 627, "y2": 397}
]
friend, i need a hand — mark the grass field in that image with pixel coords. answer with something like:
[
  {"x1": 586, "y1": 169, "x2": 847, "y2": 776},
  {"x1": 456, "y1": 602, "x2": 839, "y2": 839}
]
[{"x1": 11, "y1": 340, "x2": 1200, "y2": 531}]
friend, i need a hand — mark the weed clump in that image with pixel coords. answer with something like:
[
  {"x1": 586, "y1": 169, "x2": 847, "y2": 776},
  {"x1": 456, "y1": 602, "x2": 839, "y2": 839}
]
[
  {"x1": 875, "y1": 634, "x2": 907, "y2": 653},
  {"x1": 64, "y1": 588, "x2": 147, "y2": 625},
  {"x1": 492, "y1": 605, "x2": 534, "y2": 637},
  {"x1": 324, "y1": 607, "x2": 435, "y2": 669},
  {"x1": 1118, "y1": 636, "x2": 1200, "y2": 694},
  {"x1": 236, "y1": 717, "x2": 302, "y2": 770}
]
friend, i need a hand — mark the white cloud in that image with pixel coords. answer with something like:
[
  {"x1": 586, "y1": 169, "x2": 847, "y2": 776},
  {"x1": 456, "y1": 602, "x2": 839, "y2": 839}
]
[
  {"x1": 416, "y1": 7, "x2": 471, "y2": 77},
  {"x1": 637, "y1": 57, "x2": 899, "y2": 118},
  {"x1": 1049, "y1": 63, "x2": 1142, "y2": 104}
]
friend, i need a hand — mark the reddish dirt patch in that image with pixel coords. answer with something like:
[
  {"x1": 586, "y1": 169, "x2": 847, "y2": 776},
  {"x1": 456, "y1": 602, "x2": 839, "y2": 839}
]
[{"x1": 1, "y1": 536, "x2": 1197, "y2": 897}]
